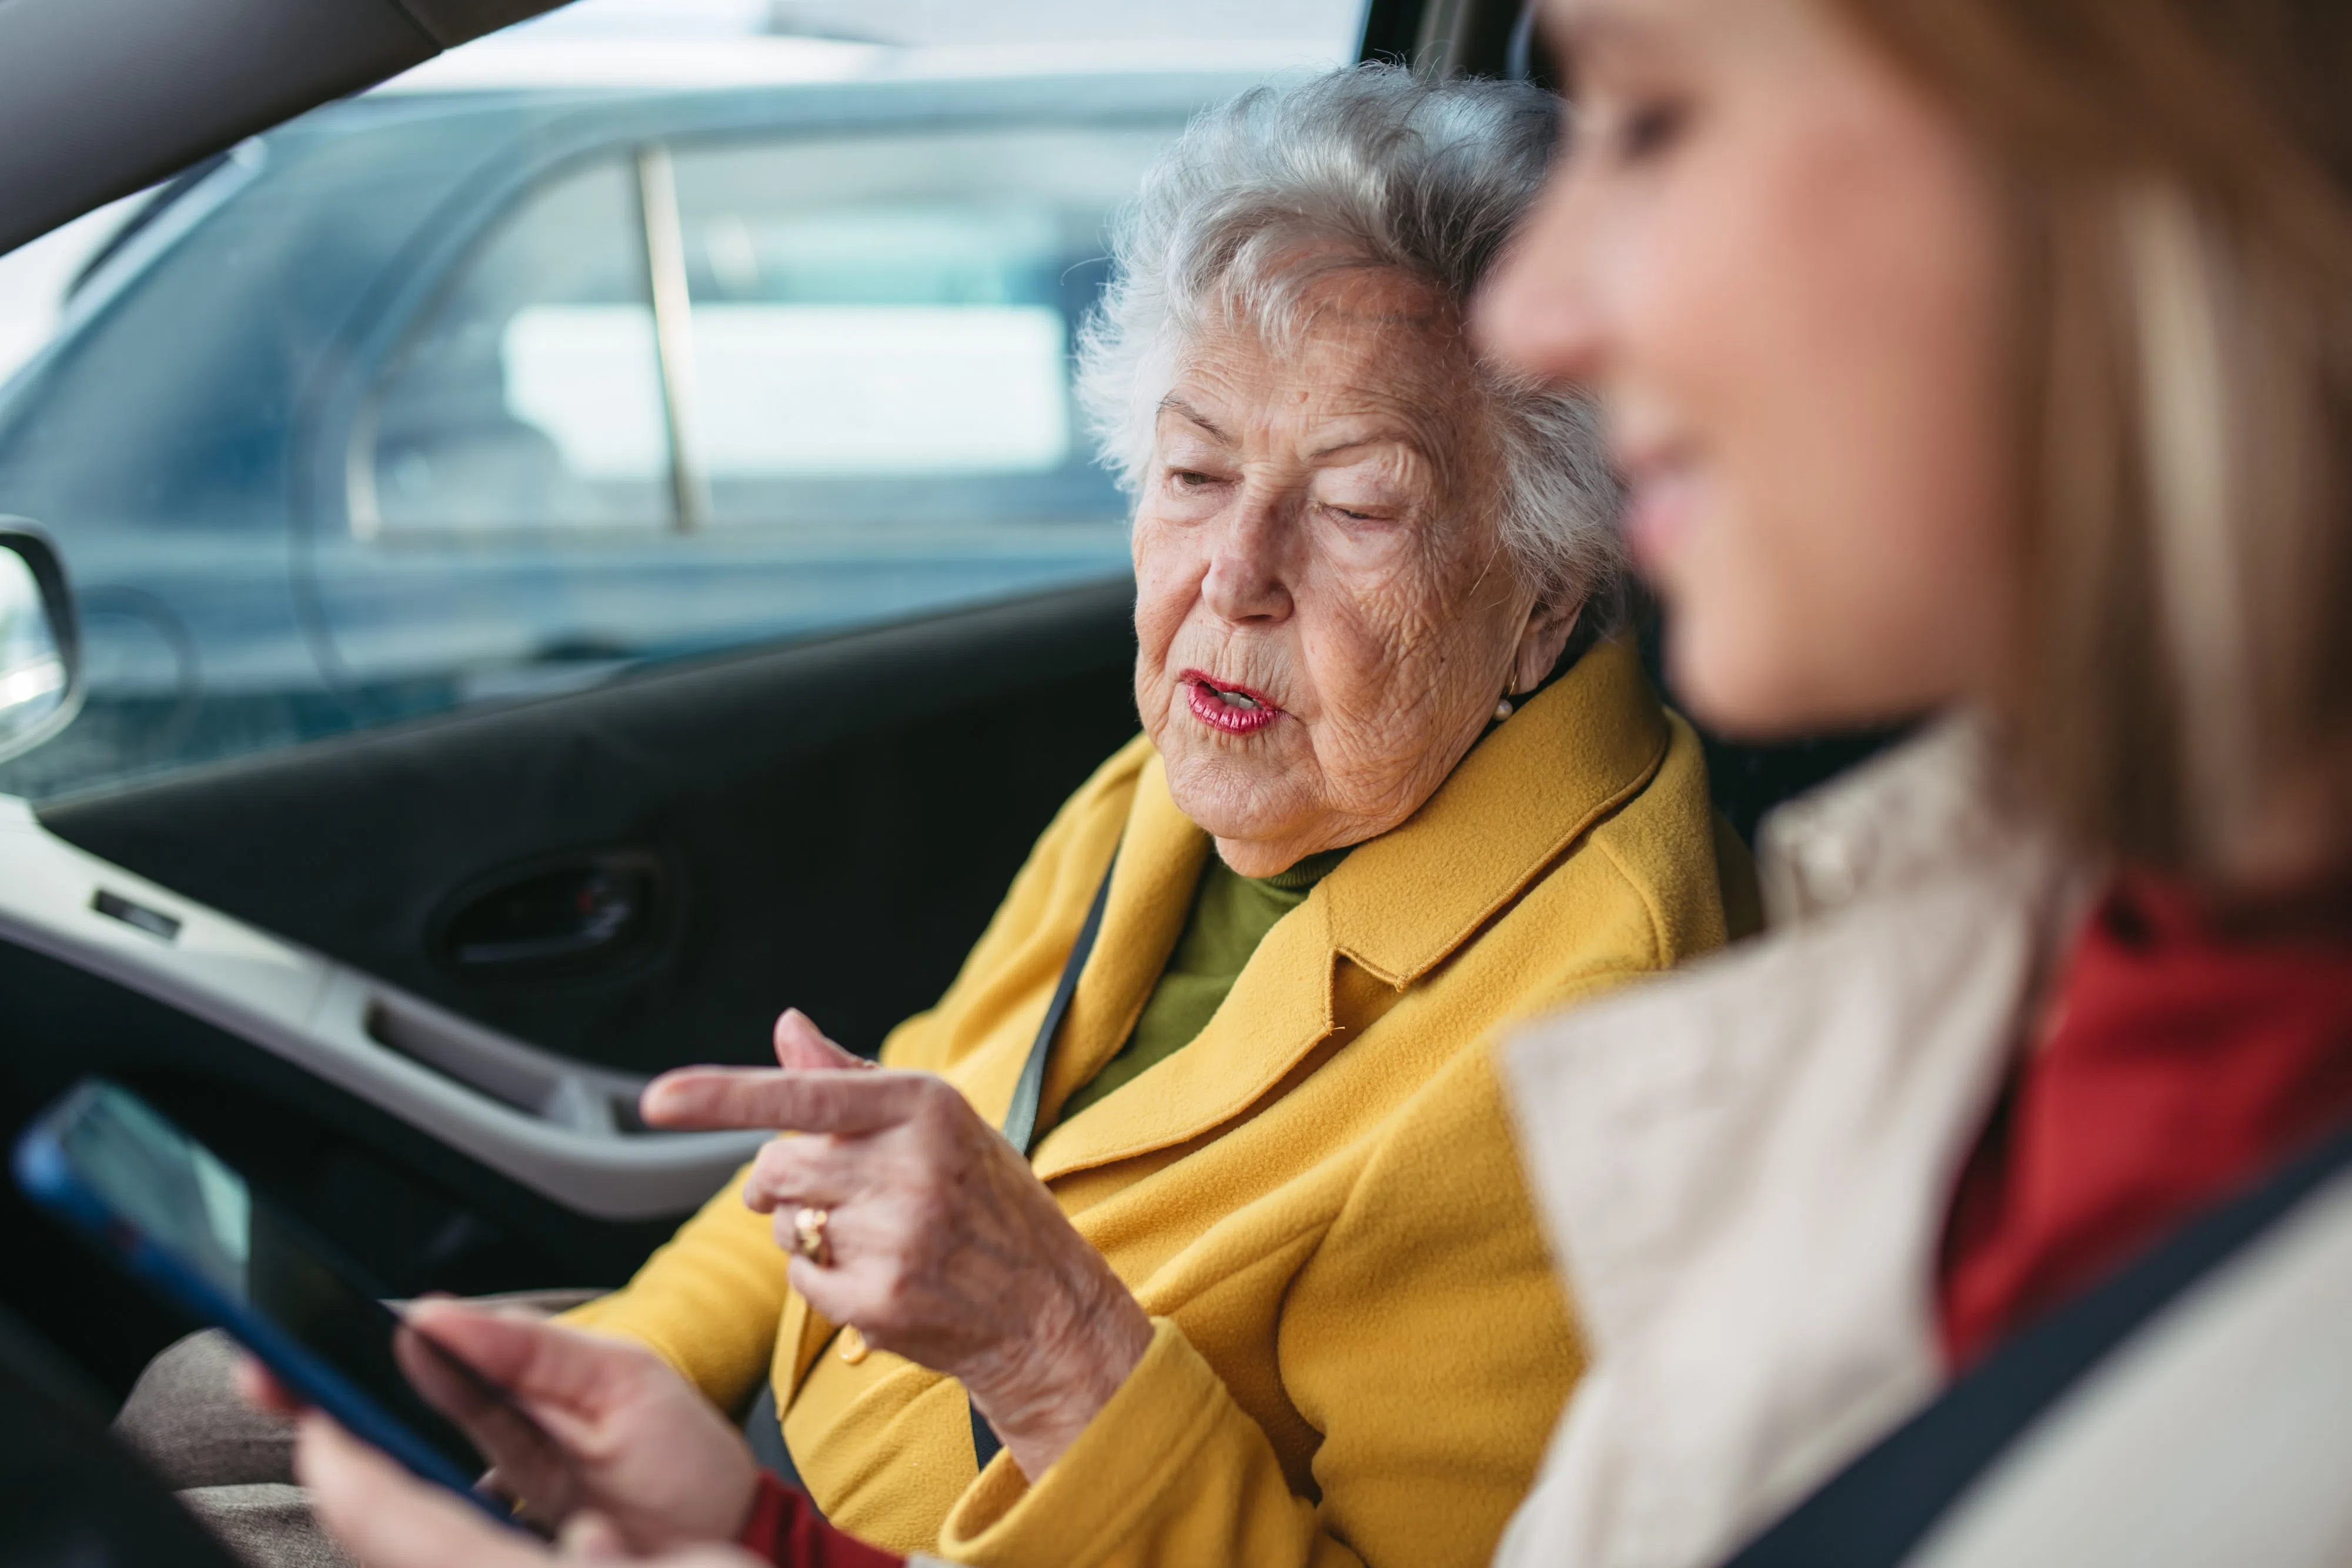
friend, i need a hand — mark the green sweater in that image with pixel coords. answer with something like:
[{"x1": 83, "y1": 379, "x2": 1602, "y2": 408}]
[{"x1": 1057, "y1": 847, "x2": 1350, "y2": 1124}]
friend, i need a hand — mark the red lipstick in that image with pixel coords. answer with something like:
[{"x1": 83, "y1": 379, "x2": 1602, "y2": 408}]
[{"x1": 1180, "y1": 668, "x2": 1282, "y2": 735}]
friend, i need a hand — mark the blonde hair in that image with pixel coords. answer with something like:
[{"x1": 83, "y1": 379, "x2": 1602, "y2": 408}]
[{"x1": 1834, "y1": 0, "x2": 2352, "y2": 877}]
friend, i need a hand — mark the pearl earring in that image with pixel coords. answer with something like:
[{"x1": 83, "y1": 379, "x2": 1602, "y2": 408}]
[{"x1": 1494, "y1": 695, "x2": 1515, "y2": 723}]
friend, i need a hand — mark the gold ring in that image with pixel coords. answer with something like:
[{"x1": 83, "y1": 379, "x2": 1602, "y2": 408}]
[{"x1": 792, "y1": 1205, "x2": 831, "y2": 1267}]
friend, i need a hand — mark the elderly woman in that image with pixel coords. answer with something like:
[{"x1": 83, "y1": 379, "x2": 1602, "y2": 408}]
[
  {"x1": 181, "y1": 65, "x2": 1744, "y2": 1568},
  {"x1": 544, "y1": 65, "x2": 1745, "y2": 1567}
]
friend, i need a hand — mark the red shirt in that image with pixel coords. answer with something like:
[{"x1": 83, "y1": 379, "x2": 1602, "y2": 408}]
[
  {"x1": 1937, "y1": 872, "x2": 2352, "y2": 1368},
  {"x1": 736, "y1": 1473, "x2": 903, "y2": 1568}
]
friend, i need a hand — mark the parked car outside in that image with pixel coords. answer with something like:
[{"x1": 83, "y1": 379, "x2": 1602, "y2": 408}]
[{"x1": 0, "y1": 41, "x2": 1289, "y2": 799}]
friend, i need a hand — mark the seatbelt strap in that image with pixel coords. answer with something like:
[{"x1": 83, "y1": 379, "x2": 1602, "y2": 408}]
[
  {"x1": 1723, "y1": 1114, "x2": 2352, "y2": 1566},
  {"x1": 970, "y1": 853, "x2": 1118, "y2": 1473},
  {"x1": 998, "y1": 855, "x2": 1118, "y2": 1161}
]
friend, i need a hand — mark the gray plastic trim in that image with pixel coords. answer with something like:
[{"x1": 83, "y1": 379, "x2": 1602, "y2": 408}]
[{"x1": 0, "y1": 793, "x2": 761, "y2": 1220}]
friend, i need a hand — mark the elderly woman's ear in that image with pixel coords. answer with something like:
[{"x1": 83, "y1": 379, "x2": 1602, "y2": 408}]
[{"x1": 1511, "y1": 597, "x2": 1585, "y2": 700}]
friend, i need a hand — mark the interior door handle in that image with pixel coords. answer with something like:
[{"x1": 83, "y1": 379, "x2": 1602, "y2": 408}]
[{"x1": 440, "y1": 851, "x2": 662, "y2": 974}]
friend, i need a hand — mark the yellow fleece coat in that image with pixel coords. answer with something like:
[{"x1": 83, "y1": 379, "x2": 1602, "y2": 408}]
[{"x1": 563, "y1": 639, "x2": 1746, "y2": 1567}]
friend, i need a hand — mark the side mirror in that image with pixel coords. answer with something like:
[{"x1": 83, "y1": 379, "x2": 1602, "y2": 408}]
[{"x1": 0, "y1": 520, "x2": 82, "y2": 768}]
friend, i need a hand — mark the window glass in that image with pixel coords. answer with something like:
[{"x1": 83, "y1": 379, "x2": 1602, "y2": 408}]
[
  {"x1": 0, "y1": 0, "x2": 1367, "y2": 801},
  {"x1": 363, "y1": 159, "x2": 670, "y2": 533},
  {"x1": 292, "y1": 119, "x2": 1176, "y2": 761},
  {"x1": 0, "y1": 189, "x2": 148, "y2": 387},
  {"x1": 667, "y1": 128, "x2": 1166, "y2": 529}
]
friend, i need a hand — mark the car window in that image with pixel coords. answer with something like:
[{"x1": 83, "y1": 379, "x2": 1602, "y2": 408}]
[
  {"x1": 665, "y1": 128, "x2": 1157, "y2": 531},
  {"x1": 309, "y1": 118, "x2": 1170, "y2": 735},
  {"x1": 359, "y1": 124, "x2": 1161, "y2": 541},
  {"x1": 362, "y1": 158, "x2": 670, "y2": 535},
  {"x1": 0, "y1": 0, "x2": 1364, "y2": 803}
]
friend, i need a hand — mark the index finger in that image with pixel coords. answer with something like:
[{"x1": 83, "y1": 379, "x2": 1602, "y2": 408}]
[
  {"x1": 639, "y1": 1066, "x2": 930, "y2": 1135},
  {"x1": 399, "y1": 1300, "x2": 580, "y2": 1406},
  {"x1": 400, "y1": 1300, "x2": 659, "y2": 1423}
]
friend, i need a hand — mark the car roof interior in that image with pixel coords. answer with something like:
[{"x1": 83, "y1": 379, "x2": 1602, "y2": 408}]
[
  {"x1": 0, "y1": 0, "x2": 573, "y2": 258},
  {"x1": 0, "y1": 0, "x2": 1542, "y2": 263}
]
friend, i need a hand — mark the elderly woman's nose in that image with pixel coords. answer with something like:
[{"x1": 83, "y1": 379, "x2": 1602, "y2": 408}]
[
  {"x1": 1474, "y1": 172, "x2": 1604, "y2": 390},
  {"x1": 1200, "y1": 503, "x2": 1295, "y2": 623}
]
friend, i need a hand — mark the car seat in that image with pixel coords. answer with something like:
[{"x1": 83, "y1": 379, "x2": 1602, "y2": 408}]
[{"x1": 0, "y1": 1306, "x2": 243, "y2": 1568}]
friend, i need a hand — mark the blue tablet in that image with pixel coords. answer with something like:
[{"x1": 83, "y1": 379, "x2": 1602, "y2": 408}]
[{"x1": 13, "y1": 1078, "x2": 571, "y2": 1528}]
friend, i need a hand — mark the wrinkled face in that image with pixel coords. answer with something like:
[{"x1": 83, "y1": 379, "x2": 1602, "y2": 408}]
[
  {"x1": 1134, "y1": 269, "x2": 1565, "y2": 877},
  {"x1": 1475, "y1": 0, "x2": 2019, "y2": 737}
]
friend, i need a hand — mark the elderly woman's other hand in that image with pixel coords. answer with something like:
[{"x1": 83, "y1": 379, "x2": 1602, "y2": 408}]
[{"x1": 643, "y1": 1009, "x2": 1155, "y2": 1480}]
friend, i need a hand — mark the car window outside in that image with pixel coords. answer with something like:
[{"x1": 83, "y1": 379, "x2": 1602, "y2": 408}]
[
  {"x1": 307, "y1": 115, "x2": 1174, "y2": 731},
  {"x1": 363, "y1": 158, "x2": 671, "y2": 535},
  {"x1": 0, "y1": 1, "x2": 1364, "y2": 803},
  {"x1": 669, "y1": 127, "x2": 1161, "y2": 531},
  {"x1": 363, "y1": 124, "x2": 1164, "y2": 541}
]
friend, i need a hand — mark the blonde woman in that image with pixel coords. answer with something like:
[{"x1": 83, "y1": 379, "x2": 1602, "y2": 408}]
[{"x1": 1477, "y1": 1, "x2": 2352, "y2": 1564}]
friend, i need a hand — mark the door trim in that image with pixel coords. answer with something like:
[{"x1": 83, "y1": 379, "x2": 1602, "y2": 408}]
[{"x1": 0, "y1": 793, "x2": 761, "y2": 1219}]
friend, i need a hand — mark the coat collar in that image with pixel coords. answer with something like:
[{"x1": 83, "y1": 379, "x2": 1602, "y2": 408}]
[
  {"x1": 1028, "y1": 637, "x2": 1671, "y2": 1183},
  {"x1": 1327, "y1": 638, "x2": 1668, "y2": 988}
]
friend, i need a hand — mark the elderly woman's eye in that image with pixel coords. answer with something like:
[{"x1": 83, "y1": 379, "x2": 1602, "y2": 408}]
[{"x1": 1320, "y1": 495, "x2": 1396, "y2": 524}]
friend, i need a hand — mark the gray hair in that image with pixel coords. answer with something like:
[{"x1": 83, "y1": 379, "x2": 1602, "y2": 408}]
[{"x1": 1076, "y1": 64, "x2": 1627, "y2": 626}]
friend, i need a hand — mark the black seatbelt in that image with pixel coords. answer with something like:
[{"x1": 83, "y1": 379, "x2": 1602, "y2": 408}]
[
  {"x1": 1723, "y1": 1114, "x2": 2352, "y2": 1567},
  {"x1": 970, "y1": 853, "x2": 1118, "y2": 1473}
]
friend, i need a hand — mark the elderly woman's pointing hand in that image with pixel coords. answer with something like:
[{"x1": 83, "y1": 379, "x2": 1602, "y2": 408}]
[{"x1": 643, "y1": 1009, "x2": 1154, "y2": 1481}]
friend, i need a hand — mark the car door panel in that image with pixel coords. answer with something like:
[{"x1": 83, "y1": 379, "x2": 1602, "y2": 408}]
[
  {"x1": 39, "y1": 579, "x2": 1142, "y2": 1074},
  {"x1": 0, "y1": 794, "x2": 763, "y2": 1220}
]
